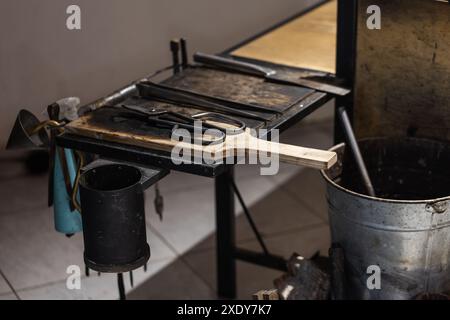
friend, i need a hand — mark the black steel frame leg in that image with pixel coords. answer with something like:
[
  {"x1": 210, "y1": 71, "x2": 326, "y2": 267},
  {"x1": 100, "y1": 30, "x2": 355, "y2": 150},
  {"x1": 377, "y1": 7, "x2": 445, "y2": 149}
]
[
  {"x1": 215, "y1": 166, "x2": 236, "y2": 299},
  {"x1": 335, "y1": 0, "x2": 358, "y2": 144}
]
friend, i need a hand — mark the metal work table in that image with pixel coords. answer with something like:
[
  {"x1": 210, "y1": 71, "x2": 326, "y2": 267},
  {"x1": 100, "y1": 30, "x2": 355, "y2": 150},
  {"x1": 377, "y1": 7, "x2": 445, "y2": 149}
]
[{"x1": 57, "y1": 0, "x2": 336, "y2": 299}]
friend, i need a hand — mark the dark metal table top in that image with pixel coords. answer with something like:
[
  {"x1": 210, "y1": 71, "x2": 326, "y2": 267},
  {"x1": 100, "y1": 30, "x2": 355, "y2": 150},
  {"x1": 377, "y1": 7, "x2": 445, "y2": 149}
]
[{"x1": 57, "y1": 7, "x2": 333, "y2": 178}]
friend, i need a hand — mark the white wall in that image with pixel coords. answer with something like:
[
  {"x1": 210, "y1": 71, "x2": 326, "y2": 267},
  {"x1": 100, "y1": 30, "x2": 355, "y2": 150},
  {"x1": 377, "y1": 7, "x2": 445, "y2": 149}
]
[{"x1": 0, "y1": 0, "x2": 319, "y2": 148}]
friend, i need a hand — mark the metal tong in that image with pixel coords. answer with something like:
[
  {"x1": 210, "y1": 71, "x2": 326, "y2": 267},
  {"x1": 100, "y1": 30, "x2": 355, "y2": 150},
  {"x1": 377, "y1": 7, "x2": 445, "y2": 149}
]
[
  {"x1": 116, "y1": 104, "x2": 246, "y2": 145},
  {"x1": 137, "y1": 81, "x2": 275, "y2": 122}
]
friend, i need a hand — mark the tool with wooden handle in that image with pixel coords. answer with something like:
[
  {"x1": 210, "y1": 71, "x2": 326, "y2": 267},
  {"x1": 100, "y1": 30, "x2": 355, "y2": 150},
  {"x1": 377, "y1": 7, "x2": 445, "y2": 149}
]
[
  {"x1": 66, "y1": 108, "x2": 338, "y2": 170},
  {"x1": 218, "y1": 127, "x2": 337, "y2": 170},
  {"x1": 194, "y1": 52, "x2": 351, "y2": 96}
]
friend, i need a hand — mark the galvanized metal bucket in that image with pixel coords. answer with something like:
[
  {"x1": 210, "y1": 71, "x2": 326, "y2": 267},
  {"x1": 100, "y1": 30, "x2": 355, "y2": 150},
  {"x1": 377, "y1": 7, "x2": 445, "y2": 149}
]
[{"x1": 321, "y1": 138, "x2": 450, "y2": 300}]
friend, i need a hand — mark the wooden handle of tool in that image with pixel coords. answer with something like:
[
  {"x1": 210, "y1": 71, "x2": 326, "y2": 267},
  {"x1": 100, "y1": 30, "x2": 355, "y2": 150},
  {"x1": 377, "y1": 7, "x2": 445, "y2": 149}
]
[{"x1": 247, "y1": 137, "x2": 337, "y2": 170}]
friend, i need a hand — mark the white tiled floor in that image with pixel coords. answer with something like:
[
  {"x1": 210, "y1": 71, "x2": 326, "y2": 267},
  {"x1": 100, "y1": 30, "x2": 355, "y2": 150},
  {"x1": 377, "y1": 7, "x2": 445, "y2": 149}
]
[
  {"x1": 0, "y1": 118, "x2": 334, "y2": 300},
  {"x1": 183, "y1": 224, "x2": 330, "y2": 299},
  {"x1": 0, "y1": 272, "x2": 12, "y2": 295}
]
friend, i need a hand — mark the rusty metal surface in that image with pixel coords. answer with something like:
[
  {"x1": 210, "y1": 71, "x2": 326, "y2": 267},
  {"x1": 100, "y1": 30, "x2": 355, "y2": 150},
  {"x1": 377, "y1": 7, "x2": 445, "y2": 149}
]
[
  {"x1": 354, "y1": 0, "x2": 450, "y2": 140},
  {"x1": 163, "y1": 66, "x2": 314, "y2": 113},
  {"x1": 322, "y1": 138, "x2": 450, "y2": 299}
]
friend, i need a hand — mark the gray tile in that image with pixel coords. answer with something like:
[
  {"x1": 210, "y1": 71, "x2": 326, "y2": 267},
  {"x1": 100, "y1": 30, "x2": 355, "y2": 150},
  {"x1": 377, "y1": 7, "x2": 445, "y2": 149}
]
[
  {"x1": 0, "y1": 206, "x2": 174, "y2": 291},
  {"x1": 0, "y1": 293, "x2": 18, "y2": 300},
  {"x1": 145, "y1": 227, "x2": 178, "y2": 262},
  {"x1": 264, "y1": 163, "x2": 303, "y2": 188},
  {"x1": 183, "y1": 248, "x2": 282, "y2": 300},
  {"x1": 0, "y1": 207, "x2": 85, "y2": 290},
  {"x1": 127, "y1": 258, "x2": 216, "y2": 300},
  {"x1": 277, "y1": 169, "x2": 329, "y2": 222},
  {"x1": 233, "y1": 175, "x2": 280, "y2": 210},
  {"x1": 157, "y1": 170, "x2": 213, "y2": 194},
  {"x1": 18, "y1": 259, "x2": 173, "y2": 300},
  {"x1": 0, "y1": 173, "x2": 48, "y2": 215},
  {"x1": 0, "y1": 151, "x2": 28, "y2": 180},
  {"x1": 235, "y1": 187, "x2": 323, "y2": 242},
  {"x1": 240, "y1": 224, "x2": 331, "y2": 259},
  {"x1": 0, "y1": 273, "x2": 12, "y2": 295},
  {"x1": 146, "y1": 174, "x2": 277, "y2": 255},
  {"x1": 179, "y1": 176, "x2": 279, "y2": 254},
  {"x1": 235, "y1": 164, "x2": 260, "y2": 178},
  {"x1": 189, "y1": 173, "x2": 321, "y2": 247},
  {"x1": 235, "y1": 163, "x2": 270, "y2": 178},
  {"x1": 145, "y1": 184, "x2": 216, "y2": 255}
]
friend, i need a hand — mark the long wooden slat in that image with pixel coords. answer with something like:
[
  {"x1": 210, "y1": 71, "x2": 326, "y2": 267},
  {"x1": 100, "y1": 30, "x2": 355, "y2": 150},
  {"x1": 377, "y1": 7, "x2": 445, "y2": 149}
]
[{"x1": 66, "y1": 113, "x2": 337, "y2": 170}]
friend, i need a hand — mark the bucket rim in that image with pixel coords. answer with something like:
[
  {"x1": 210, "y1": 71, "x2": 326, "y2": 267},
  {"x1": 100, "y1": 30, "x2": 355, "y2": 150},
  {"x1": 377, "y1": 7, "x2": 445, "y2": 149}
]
[
  {"x1": 80, "y1": 163, "x2": 143, "y2": 193},
  {"x1": 320, "y1": 138, "x2": 450, "y2": 205}
]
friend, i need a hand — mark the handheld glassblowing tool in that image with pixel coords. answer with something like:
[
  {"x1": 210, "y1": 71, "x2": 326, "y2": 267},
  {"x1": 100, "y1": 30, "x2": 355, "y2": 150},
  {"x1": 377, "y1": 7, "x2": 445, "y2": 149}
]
[{"x1": 115, "y1": 104, "x2": 246, "y2": 145}]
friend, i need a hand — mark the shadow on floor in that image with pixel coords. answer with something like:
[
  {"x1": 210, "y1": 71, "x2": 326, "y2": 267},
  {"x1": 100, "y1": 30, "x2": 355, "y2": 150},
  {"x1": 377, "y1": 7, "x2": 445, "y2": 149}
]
[{"x1": 127, "y1": 168, "x2": 331, "y2": 300}]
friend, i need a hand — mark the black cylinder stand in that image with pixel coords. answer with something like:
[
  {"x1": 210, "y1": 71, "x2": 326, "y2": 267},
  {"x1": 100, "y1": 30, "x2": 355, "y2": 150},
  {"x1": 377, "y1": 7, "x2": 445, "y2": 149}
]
[{"x1": 79, "y1": 160, "x2": 168, "y2": 273}]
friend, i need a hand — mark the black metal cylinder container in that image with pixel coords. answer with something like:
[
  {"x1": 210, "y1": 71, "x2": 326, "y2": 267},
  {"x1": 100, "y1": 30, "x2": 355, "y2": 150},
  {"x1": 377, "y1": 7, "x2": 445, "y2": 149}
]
[{"x1": 80, "y1": 164, "x2": 150, "y2": 273}]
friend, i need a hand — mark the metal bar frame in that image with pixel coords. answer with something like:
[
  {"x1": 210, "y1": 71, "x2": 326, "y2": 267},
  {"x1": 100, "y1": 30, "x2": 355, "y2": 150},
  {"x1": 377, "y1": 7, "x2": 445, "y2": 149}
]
[
  {"x1": 335, "y1": 0, "x2": 358, "y2": 143},
  {"x1": 214, "y1": 168, "x2": 290, "y2": 299},
  {"x1": 215, "y1": 167, "x2": 236, "y2": 298}
]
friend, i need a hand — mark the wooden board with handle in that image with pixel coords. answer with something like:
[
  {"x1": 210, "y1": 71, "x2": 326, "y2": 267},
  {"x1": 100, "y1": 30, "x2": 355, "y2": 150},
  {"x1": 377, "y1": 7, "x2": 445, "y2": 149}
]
[{"x1": 65, "y1": 107, "x2": 337, "y2": 170}]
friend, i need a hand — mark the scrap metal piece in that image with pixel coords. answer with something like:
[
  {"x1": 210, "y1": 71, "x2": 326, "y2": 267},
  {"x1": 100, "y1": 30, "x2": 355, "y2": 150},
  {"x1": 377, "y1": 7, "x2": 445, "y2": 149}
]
[
  {"x1": 252, "y1": 289, "x2": 279, "y2": 300},
  {"x1": 274, "y1": 253, "x2": 330, "y2": 300}
]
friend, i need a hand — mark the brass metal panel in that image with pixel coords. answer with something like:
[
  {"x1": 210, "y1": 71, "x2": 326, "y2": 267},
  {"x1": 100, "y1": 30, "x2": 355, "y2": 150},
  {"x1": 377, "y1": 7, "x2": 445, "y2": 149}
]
[
  {"x1": 354, "y1": 0, "x2": 450, "y2": 140},
  {"x1": 232, "y1": 0, "x2": 337, "y2": 73}
]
